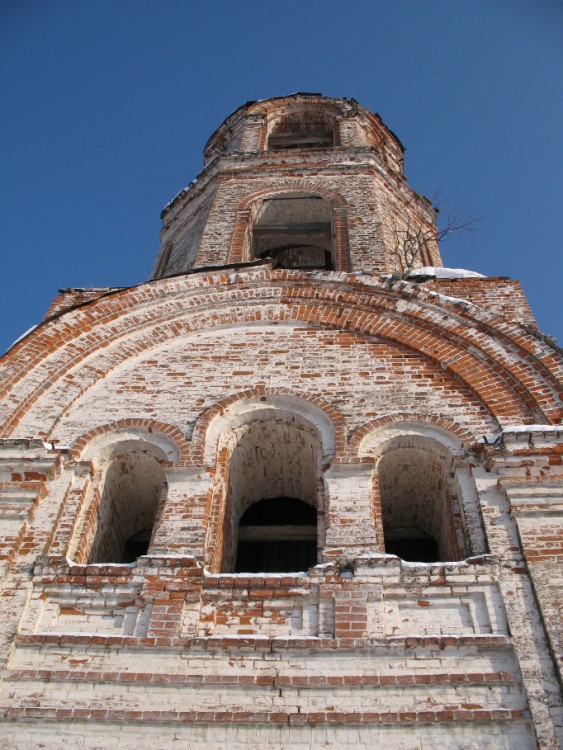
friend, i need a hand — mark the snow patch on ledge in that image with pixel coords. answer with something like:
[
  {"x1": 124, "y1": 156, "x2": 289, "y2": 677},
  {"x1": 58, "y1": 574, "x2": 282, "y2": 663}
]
[
  {"x1": 408, "y1": 266, "x2": 486, "y2": 279},
  {"x1": 66, "y1": 558, "x2": 136, "y2": 568},
  {"x1": 502, "y1": 424, "x2": 561, "y2": 434},
  {"x1": 480, "y1": 425, "x2": 562, "y2": 443},
  {"x1": 355, "y1": 554, "x2": 494, "y2": 569},
  {"x1": 204, "y1": 570, "x2": 307, "y2": 578},
  {"x1": 8, "y1": 324, "x2": 38, "y2": 350}
]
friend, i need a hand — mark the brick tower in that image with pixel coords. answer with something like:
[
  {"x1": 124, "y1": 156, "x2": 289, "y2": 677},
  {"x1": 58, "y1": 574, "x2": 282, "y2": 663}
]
[{"x1": 0, "y1": 94, "x2": 562, "y2": 749}]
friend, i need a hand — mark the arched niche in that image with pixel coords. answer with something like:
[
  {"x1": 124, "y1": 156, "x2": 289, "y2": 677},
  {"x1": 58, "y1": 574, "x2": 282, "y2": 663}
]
[
  {"x1": 70, "y1": 439, "x2": 168, "y2": 565},
  {"x1": 203, "y1": 397, "x2": 333, "y2": 573},
  {"x1": 359, "y1": 424, "x2": 473, "y2": 563},
  {"x1": 251, "y1": 193, "x2": 334, "y2": 270}
]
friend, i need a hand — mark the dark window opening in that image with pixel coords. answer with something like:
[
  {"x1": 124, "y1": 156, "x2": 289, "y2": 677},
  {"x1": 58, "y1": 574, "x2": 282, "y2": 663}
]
[
  {"x1": 384, "y1": 528, "x2": 439, "y2": 563},
  {"x1": 123, "y1": 529, "x2": 152, "y2": 563},
  {"x1": 269, "y1": 119, "x2": 333, "y2": 150},
  {"x1": 252, "y1": 196, "x2": 334, "y2": 271},
  {"x1": 235, "y1": 497, "x2": 317, "y2": 573}
]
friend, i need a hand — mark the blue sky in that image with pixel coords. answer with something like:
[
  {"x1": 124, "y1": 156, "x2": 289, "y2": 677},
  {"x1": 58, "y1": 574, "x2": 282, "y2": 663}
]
[{"x1": 1, "y1": 0, "x2": 562, "y2": 354}]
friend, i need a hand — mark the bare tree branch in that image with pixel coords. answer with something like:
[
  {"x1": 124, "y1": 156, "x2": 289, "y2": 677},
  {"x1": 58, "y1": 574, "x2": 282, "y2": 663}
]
[{"x1": 389, "y1": 197, "x2": 483, "y2": 279}]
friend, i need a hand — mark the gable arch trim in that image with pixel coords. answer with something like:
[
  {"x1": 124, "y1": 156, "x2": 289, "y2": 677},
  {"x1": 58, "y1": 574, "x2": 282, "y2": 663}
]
[
  {"x1": 2, "y1": 273, "x2": 560, "y2": 435},
  {"x1": 235, "y1": 184, "x2": 349, "y2": 213}
]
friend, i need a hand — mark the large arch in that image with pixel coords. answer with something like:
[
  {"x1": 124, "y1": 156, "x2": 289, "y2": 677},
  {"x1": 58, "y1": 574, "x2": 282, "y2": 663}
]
[
  {"x1": 266, "y1": 108, "x2": 338, "y2": 150},
  {"x1": 254, "y1": 96, "x2": 348, "y2": 151},
  {"x1": 70, "y1": 418, "x2": 189, "y2": 462},
  {"x1": 1, "y1": 270, "x2": 561, "y2": 438},
  {"x1": 354, "y1": 417, "x2": 470, "y2": 459}
]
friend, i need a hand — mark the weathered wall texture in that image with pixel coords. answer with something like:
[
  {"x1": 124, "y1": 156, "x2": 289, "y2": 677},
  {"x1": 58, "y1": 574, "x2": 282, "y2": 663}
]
[{"x1": 0, "y1": 95, "x2": 561, "y2": 749}]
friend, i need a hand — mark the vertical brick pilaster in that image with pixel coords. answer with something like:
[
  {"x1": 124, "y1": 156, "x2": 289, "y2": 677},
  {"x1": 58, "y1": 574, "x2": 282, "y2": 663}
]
[
  {"x1": 333, "y1": 207, "x2": 352, "y2": 272},
  {"x1": 333, "y1": 583, "x2": 368, "y2": 639},
  {"x1": 145, "y1": 589, "x2": 184, "y2": 638},
  {"x1": 227, "y1": 210, "x2": 252, "y2": 264},
  {"x1": 240, "y1": 117, "x2": 265, "y2": 152},
  {"x1": 142, "y1": 562, "x2": 203, "y2": 639}
]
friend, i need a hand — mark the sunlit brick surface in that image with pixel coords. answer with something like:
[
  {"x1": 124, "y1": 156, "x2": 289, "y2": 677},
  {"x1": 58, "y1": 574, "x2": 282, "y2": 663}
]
[{"x1": 0, "y1": 95, "x2": 561, "y2": 749}]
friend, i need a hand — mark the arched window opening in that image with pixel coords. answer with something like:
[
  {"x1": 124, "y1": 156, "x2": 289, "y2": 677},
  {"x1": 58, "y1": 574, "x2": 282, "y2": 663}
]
[
  {"x1": 252, "y1": 194, "x2": 334, "y2": 270},
  {"x1": 86, "y1": 450, "x2": 166, "y2": 564},
  {"x1": 217, "y1": 416, "x2": 323, "y2": 573},
  {"x1": 268, "y1": 112, "x2": 334, "y2": 150},
  {"x1": 377, "y1": 445, "x2": 465, "y2": 563},
  {"x1": 236, "y1": 497, "x2": 317, "y2": 573}
]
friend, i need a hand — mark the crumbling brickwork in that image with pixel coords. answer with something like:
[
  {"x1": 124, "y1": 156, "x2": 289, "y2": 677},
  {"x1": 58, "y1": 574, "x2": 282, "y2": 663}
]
[{"x1": 0, "y1": 94, "x2": 561, "y2": 749}]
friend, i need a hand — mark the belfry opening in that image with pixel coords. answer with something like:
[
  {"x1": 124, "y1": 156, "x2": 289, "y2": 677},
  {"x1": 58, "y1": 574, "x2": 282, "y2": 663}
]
[
  {"x1": 376, "y1": 439, "x2": 468, "y2": 563},
  {"x1": 68, "y1": 444, "x2": 167, "y2": 565},
  {"x1": 236, "y1": 497, "x2": 317, "y2": 573},
  {"x1": 267, "y1": 110, "x2": 335, "y2": 150},
  {"x1": 251, "y1": 194, "x2": 334, "y2": 270},
  {"x1": 212, "y1": 411, "x2": 323, "y2": 574}
]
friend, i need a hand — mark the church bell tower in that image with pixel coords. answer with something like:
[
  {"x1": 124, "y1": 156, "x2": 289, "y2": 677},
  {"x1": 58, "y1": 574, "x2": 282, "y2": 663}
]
[
  {"x1": 153, "y1": 94, "x2": 440, "y2": 278},
  {"x1": 0, "y1": 94, "x2": 561, "y2": 750}
]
